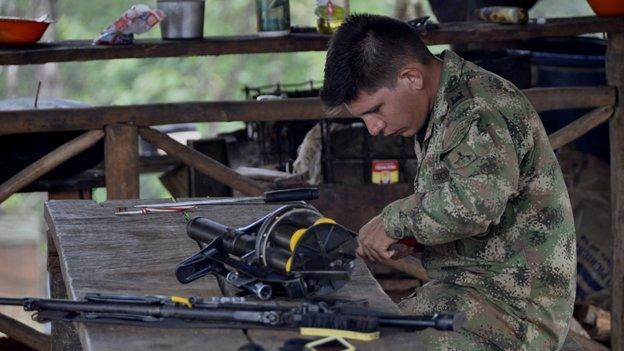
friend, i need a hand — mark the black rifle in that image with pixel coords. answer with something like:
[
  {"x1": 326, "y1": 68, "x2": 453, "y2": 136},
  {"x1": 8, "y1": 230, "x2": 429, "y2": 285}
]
[{"x1": 0, "y1": 294, "x2": 465, "y2": 339}]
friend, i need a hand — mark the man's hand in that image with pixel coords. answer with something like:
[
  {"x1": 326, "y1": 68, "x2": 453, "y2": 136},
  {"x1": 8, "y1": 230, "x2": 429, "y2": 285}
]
[{"x1": 357, "y1": 215, "x2": 398, "y2": 262}]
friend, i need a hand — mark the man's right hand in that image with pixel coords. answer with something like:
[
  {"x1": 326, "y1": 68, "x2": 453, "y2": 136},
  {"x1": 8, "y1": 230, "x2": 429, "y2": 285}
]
[{"x1": 357, "y1": 215, "x2": 398, "y2": 262}]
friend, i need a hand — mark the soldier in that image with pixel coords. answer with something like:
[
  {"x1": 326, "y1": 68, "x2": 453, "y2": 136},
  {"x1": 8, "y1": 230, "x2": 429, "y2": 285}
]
[{"x1": 320, "y1": 14, "x2": 576, "y2": 350}]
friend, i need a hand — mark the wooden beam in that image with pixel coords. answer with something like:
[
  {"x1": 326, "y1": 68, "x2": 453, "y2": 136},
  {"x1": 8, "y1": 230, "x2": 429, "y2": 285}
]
[
  {"x1": 607, "y1": 31, "x2": 624, "y2": 351},
  {"x1": 137, "y1": 155, "x2": 181, "y2": 173},
  {"x1": 0, "y1": 98, "x2": 328, "y2": 136},
  {"x1": 105, "y1": 124, "x2": 139, "y2": 200},
  {"x1": 0, "y1": 16, "x2": 622, "y2": 65},
  {"x1": 0, "y1": 129, "x2": 104, "y2": 204},
  {"x1": 138, "y1": 127, "x2": 267, "y2": 196},
  {"x1": 0, "y1": 34, "x2": 330, "y2": 66},
  {"x1": 567, "y1": 330, "x2": 610, "y2": 351},
  {"x1": 0, "y1": 87, "x2": 615, "y2": 136},
  {"x1": 525, "y1": 86, "x2": 616, "y2": 112},
  {"x1": 0, "y1": 312, "x2": 51, "y2": 351},
  {"x1": 548, "y1": 106, "x2": 614, "y2": 150},
  {"x1": 421, "y1": 16, "x2": 624, "y2": 46}
]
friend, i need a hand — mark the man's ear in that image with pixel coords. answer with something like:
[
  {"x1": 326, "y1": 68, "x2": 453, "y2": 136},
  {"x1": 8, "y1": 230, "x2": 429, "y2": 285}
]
[{"x1": 398, "y1": 66, "x2": 424, "y2": 90}]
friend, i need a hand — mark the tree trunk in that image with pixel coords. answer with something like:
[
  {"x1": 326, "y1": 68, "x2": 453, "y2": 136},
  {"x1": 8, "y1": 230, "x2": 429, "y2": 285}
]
[
  {"x1": 2, "y1": 1, "x2": 20, "y2": 98},
  {"x1": 33, "y1": 0, "x2": 63, "y2": 99}
]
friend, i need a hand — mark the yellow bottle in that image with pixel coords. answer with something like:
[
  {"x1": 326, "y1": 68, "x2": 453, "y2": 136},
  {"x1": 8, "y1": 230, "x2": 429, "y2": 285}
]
[{"x1": 315, "y1": 0, "x2": 347, "y2": 34}]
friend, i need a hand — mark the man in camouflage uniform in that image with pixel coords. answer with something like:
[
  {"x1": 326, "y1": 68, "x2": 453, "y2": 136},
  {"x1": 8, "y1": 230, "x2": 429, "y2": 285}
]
[{"x1": 320, "y1": 14, "x2": 575, "y2": 350}]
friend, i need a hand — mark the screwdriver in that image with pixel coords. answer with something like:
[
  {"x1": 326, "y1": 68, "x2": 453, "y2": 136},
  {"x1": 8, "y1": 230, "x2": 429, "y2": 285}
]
[{"x1": 134, "y1": 188, "x2": 319, "y2": 209}]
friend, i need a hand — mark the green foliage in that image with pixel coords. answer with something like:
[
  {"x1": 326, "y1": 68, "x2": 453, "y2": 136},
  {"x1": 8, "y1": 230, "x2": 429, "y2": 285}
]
[{"x1": 2, "y1": 0, "x2": 397, "y2": 104}]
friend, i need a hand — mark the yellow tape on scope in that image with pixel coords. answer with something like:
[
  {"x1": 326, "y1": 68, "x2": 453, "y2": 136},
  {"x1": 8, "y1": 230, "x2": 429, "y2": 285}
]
[{"x1": 300, "y1": 327, "x2": 380, "y2": 341}]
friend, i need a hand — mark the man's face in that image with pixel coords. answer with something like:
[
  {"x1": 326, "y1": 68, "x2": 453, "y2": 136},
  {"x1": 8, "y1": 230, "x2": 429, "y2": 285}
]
[{"x1": 346, "y1": 74, "x2": 430, "y2": 138}]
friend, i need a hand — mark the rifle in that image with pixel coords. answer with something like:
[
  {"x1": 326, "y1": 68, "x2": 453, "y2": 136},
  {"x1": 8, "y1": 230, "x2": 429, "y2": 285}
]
[{"x1": 0, "y1": 293, "x2": 465, "y2": 341}]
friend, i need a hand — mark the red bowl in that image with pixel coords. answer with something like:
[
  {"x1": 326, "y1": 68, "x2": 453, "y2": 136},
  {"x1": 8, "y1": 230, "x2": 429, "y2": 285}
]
[
  {"x1": 0, "y1": 16, "x2": 51, "y2": 45},
  {"x1": 587, "y1": 0, "x2": 624, "y2": 17}
]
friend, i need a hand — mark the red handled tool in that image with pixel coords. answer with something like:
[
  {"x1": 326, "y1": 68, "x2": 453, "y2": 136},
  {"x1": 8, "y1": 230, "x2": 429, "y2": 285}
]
[{"x1": 389, "y1": 237, "x2": 424, "y2": 259}]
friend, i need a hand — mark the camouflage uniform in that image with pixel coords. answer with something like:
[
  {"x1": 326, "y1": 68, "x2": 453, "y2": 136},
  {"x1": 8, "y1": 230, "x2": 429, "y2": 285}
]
[{"x1": 381, "y1": 50, "x2": 576, "y2": 350}]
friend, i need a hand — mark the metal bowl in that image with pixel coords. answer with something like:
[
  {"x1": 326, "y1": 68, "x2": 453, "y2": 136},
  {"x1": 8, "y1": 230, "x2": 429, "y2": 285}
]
[
  {"x1": 587, "y1": 0, "x2": 624, "y2": 17},
  {"x1": 157, "y1": 0, "x2": 205, "y2": 39},
  {"x1": 0, "y1": 16, "x2": 51, "y2": 45}
]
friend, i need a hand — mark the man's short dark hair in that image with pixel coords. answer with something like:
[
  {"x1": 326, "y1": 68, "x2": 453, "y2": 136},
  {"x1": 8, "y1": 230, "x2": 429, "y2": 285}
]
[{"x1": 320, "y1": 14, "x2": 434, "y2": 114}]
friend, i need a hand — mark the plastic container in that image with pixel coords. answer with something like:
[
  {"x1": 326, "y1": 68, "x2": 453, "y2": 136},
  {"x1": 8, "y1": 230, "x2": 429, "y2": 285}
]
[
  {"x1": 315, "y1": 0, "x2": 348, "y2": 34},
  {"x1": 256, "y1": 0, "x2": 290, "y2": 37},
  {"x1": 157, "y1": 0, "x2": 205, "y2": 39},
  {"x1": 587, "y1": 0, "x2": 624, "y2": 17}
]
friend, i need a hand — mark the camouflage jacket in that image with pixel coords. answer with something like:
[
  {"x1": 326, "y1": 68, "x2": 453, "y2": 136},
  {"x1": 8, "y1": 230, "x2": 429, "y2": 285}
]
[{"x1": 381, "y1": 50, "x2": 576, "y2": 346}]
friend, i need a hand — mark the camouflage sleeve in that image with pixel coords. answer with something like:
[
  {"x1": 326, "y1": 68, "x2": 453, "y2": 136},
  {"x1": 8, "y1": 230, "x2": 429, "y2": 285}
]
[{"x1": 381, "y1": 108, "x2": 520, "y2": 245}]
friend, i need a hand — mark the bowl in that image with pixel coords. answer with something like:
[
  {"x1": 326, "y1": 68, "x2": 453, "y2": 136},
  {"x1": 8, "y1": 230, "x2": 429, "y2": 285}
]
[
  {"x1": 0, "y1": 16, "x2": 51, "y2": 45},
  {"x1": 587, "y1": 0, "x2": 624, "y2": 17}
]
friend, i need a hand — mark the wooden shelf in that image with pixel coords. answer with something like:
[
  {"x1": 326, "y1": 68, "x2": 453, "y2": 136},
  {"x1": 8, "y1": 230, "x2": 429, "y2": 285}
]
[{"x1": 1, "y1": 16, "x2": 622, "y2": 66}]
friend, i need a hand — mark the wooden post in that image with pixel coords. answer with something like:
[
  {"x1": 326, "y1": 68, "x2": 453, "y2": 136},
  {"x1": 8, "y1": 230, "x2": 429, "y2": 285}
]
[
  {"x1": 105, "y1": 124, "x2": 139, "y2": 199},
  {"x1": 607, "y1": 31, "x2": 624, "y2": 351}
]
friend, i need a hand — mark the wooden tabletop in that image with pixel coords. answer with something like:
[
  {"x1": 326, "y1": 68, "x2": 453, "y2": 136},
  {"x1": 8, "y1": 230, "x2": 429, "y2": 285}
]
[{"x1": 44, "y1": 199, "x2": 424, "y2": 350}]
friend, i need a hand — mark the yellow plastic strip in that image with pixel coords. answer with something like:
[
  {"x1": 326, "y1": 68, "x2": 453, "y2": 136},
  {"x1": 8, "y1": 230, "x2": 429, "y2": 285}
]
[
  {"x1": 171, "y1": 296, "x2": 193, "y2": 308},
  {"x1": 313, "y1": 217, "x2": 336, "y2": 226},
  {"x1": 285, "y1": 256, "x2": 293, "y2": 273},
  {"x1": 300, "y1": 327, "x2": 380, "y2": 341},
  {"x1": 289, "y1": 228, "x2": 307, "y2": 251},
  {"x1": 305, "y1": 336, "x2": 356, "y2": 351}
]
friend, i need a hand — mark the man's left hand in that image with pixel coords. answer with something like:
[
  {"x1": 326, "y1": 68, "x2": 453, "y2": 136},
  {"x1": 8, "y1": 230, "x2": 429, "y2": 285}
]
[{"x1": 357, "y1": 215, "x2": 398, "y2": 262}]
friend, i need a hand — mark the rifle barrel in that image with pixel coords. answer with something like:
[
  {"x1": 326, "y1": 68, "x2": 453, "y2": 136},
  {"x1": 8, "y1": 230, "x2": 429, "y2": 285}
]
[
  {"x1": 378, "y1": 313, "x2": 465, "y2": 331},
  {"x1": 0, "y1": 298, "x2": 25, "y2": 306}
]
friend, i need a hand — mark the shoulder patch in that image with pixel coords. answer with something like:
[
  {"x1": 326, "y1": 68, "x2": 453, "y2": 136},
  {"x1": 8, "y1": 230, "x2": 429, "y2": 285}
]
[
  {"x1": 441, "y1": 99, "x2": 481, "y2": 153},
  {"x1": 444, "y1": 76, "x2": 473, "y2": 109}
]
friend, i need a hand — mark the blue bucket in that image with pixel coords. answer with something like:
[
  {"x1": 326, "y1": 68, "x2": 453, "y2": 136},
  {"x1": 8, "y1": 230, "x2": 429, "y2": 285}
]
[{"x1": 529, "y1": 37, "x2": 608, "y2": 162}]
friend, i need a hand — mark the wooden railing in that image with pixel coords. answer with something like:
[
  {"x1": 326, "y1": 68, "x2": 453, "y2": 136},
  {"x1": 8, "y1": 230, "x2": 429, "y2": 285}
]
[
  {"x1": 0, "y1": 15, "x2": 623, "y2": 349},
  {"x1": 0, "y1": 85, "x2": 617, "y2": 202}
]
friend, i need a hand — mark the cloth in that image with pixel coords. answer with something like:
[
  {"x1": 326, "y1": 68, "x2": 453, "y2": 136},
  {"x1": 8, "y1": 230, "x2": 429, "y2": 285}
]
[{"x1": 382, "y1": 50, "x2": 576, "y2": 350}]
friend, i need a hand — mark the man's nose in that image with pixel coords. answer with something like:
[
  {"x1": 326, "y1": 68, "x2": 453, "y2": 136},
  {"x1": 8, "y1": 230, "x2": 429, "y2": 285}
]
[{"x1": 362, "y1": 116, "x2": 386, "y2": 136}]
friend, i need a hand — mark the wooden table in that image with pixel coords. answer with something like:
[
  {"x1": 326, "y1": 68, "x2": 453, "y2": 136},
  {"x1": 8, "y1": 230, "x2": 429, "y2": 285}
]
[{"x1": 44, "y1": 199, "x2": 425, "y2": 350}]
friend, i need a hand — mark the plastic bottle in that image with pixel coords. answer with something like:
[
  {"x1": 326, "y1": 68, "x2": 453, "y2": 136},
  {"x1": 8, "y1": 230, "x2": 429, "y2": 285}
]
[
  {"x1": 315, "y1": 0, "x2": 347, "y2": 34},
  {"x1": 256, "y1": 0, "x2": 291, "y2": 36}
]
